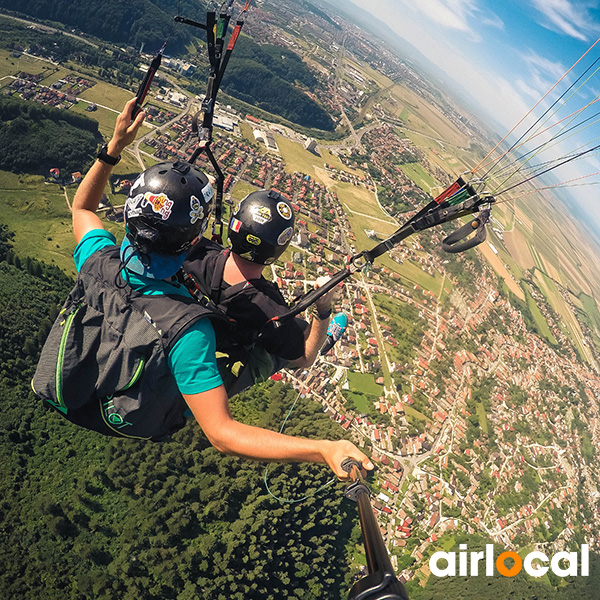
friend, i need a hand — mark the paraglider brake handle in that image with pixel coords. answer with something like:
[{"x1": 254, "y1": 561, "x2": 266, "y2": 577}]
[{"x1": 342, "y1": 458, "x2": 370, "y2": 502}]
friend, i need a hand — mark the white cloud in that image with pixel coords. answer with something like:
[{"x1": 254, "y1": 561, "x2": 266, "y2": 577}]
[
  {"x1": 409, "y1": 0, "x2": 504, "y2": 40},
  {"x1": 530, "y1": 0, "x2": 600, "y2": 41},
  {"x1": 518, "y1": 50, "x2": 567, "y2": 103},
  {"x1": 349, "y1": 0, "x2": 525, "y2": 131},
  {"x1": 515, "y1": 78, "x2": 544, "y2": 103},
  {"x1": 415, "y1": 0, "x2": 473, "y2": 32}
]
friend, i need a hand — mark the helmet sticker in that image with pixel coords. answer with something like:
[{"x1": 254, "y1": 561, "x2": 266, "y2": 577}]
[
  {"x1": 277, "y1": 201, "x2": 292, "y2": 220},
  {"x1": 202, "y1": 182, "x2": 214, "y2": 202},
  {"x1": 189, "y1": 195, "x2": 205, "y2": 224},
  {"x1": 130, "y1": 172, "x2": 145, "y2": 193},
  {"x1": 277, "y1": 226, "x2": 293, "y2": 246},
  {"x1": 125, "y1": 193, "x2": 144, "y2": 219},
  {"x1": 251, "y1": 205, "x2": 272, "y2": 225},
  {"x1": 125, "y1": 191, "x2": 173, "y2": 220},
  {"x1": 233, "y1": 203, "x2": 241, "y2": 215},
  {"x1": 246, "y1": 234, "x2": 262, "y2": 246},
  {"x1": 230, "y1": 217, "x2": 242, "y2": 233},
  {"x1": 240, "y1": 251, "x2": 254, "y2": 261},
  {"x1": 143, "y1": 192, "x2": 173, "y2": 220}
]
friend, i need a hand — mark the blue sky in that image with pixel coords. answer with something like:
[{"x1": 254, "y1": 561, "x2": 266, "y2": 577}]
[{"x1": 348, "y1": 0, "x2": 600, "y2": 231}]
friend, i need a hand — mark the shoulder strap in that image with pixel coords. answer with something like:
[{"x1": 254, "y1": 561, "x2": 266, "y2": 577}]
[{"x1": 208, "y1": 248, "x2": 229, "y2": 305}]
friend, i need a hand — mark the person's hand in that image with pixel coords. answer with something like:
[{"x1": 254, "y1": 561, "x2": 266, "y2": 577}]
[
  {"x1": 321, "y1": 440, "x2": 374, "y2": 480},
  {"x1": 107, "y1": 98, "x2": 146, "y2": 157},
  {"x1": 314, "y1": 275, "x2": 336, "y2": 315}
]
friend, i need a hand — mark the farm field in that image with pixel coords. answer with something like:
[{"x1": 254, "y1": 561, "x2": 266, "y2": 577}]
[
  {"x1": 478, "y1": 241, "x2": 525, "y2": 300},
  {"x1": 78, "y1": 81, "x2": 134, "y2": 111},
  {"x1": 275, "y1": 134, "x2": 353, "y2": 183},
  {"x1": 534, "y1": 269, "x2": 592, "y2": 363},
  {"x1": 0, "y1": 171, "x2": 77, "y2": 273},
  {"x1": 0, "y1": 48, "x2": 62, "y2": 82},
  {"x1": 400, "y1": 162, "x2": 440, "y2": 192},
  {"x1": 333, "y1": 181, "x2": 394, "y2": 221},
  {"x1": 525, "y1": 287, "x2": 558, "y2": 346}
]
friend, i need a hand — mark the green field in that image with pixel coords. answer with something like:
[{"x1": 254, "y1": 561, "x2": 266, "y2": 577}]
[
  {"x1": 275, "y1": 134, "x2": 359, "y2": 181},
  {"x1": 238, "y1": 121, "x2": 257, "y2": 145},
  {"x1": 78, "y1": 81, "x2": 134, "y2": 110},
  {"x1": 0, "y1": 48, "x2": 60, "y2": 82},
  {"x1": 525, "y1": 287, "x2": 558, "y2": 345},
  {"x1": 0, "y1": 171, "x2": 76, "y2": 273},
  {"x1": 0, "y1": 169, "x2": 132, "y2": 274},
  {"x1": 70, "y1": 102, "x2": 123, "y2": 138},
  {"x1": 476, "y1": 401, "x2": 489, "y2": 434},
  {"x1": 580, "y1": 293, "x2": 600, "y2": 330},
  {"x1": 397, "y1": 258, "x2": 445, "y2": 295},
  {"x1": 346, "y1": 390, "x2": 378, "y2": 413},
  {"x1": 335, "y1": 181, "x2": 395, "y2": 221},
  {"x1": 347, "y1": 371, "x2": 383, "y2": 396},
  {"x1": 231, "y1": 180, "x2": 261, "y2": 201},
  {"x1": 404, "y1": 405, "x2": 430, "y2": 423},
  {"x1": 578, "y1": 293, "x2": 600, "y2": 352},
  {"x1": 536, "y1": 270, "x2": 590, "y2": 360},
  {"x1": 400, "y1": 163, "x2": 439, "y2": 192}
]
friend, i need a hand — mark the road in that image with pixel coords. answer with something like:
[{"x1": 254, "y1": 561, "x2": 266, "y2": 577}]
[
  {"x1": 129, "y1": 96, "x2": 194, "y2": 170},
  {"x1": 0, "y1": 12, "x2": 99, "y2": 48},
  {"x1": 332, "y1": 37, "x2": 364, "y2": 154}
]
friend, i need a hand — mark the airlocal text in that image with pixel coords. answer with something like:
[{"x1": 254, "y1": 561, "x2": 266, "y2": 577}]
[{"x1": 429, "y1": 544, "x2": 589, "y2": 578}]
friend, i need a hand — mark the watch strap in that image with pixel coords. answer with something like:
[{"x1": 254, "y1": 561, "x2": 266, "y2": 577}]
[{"x1": 97, "y1": 144, "x2": 121, "y2": 166}]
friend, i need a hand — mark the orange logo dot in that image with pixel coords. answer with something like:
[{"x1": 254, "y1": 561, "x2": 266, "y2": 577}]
[{"x1": 496, "y1": 551, "x2": 523, "y2": 577}]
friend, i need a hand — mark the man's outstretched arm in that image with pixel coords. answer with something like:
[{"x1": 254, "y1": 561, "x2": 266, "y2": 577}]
[
  {"x1": 183, "y1": 385, "x2": 373, "y2": 479},
  {"x1": 72, "y1": 98, "x2": 146, "y2": 244}
]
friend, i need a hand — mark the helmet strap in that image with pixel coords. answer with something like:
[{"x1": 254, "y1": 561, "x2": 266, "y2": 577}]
[{"x1": 115, "y1": 240, "x2": 138, "y2": 289}]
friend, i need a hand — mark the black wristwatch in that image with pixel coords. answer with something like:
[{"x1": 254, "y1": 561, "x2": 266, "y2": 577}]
[
  {"x1": 97, "y1": 143, "x2": 121, "y2": 166},
  {"x1": 315, "y1": 307, "x2": 332, "y2": 321}
]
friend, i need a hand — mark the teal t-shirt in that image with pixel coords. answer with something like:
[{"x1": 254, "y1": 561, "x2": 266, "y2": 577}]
[{"x1": 73, "y1": 229, "x2": 223, "y2": 395}]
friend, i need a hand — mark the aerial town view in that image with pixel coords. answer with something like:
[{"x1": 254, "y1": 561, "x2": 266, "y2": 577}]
[{"x1": 1, "y1": 1, "x2": 600, "y2": 599}]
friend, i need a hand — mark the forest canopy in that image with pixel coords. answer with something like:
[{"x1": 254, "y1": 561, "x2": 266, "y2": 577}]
[
  {"x1": 0, "y1": 0, "x2": 198, "y2": 52},
  {"x1": 220, "y1": 37, "x2": 336, "y2": 131},
  {"x1": 0, "y1": 96, "x2": 101, "y2": 173},
  {"x1": 0, "y1": 222, "x2": 362, "y2": 599}
]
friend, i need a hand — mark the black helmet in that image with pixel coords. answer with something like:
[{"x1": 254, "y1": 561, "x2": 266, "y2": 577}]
[
  {"x1": 124, "y1": 161, "x2": 214, "y2": 256},
  {"x1": 228, "y1": 189, "x2": 295, "y2": 265}
]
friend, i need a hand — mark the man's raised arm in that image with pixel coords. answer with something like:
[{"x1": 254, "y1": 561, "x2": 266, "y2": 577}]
[{"x1": 72, "y1": 98, "x2": 146, "y2": 244}]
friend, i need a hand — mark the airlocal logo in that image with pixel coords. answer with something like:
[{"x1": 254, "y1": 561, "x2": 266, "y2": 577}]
[{"x1": 429, "y1": 544, "x2": 589, "y2": 578}]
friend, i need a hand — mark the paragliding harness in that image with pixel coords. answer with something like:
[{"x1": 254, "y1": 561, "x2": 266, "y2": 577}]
[
  {"x1": 178, "y1": 238, "x2": 308, "y2": 396},
  {"x1": 32, "y1": 247, "x2": 226, "y2": 441}
]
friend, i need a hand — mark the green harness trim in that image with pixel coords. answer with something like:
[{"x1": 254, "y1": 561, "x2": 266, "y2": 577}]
[{"x1": 54, "y1": 304, "x2": 82, "y2": 414}]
